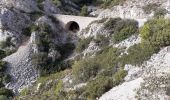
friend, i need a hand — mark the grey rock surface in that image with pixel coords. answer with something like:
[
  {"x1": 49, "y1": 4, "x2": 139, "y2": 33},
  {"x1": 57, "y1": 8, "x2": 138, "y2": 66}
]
[{"x1": 3, "y1": 40, "x2": 38, "y2": 93}]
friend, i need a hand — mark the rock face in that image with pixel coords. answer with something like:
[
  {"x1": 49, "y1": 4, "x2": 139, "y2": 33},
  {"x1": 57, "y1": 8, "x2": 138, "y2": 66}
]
[
  {"x1": 99, "y1": 78, "x2": 144, "y2": 100},
  {"x1": 43, "y1": 0, "x2": 61, "y2": 14},
  {"x1": 0, "y1": 0, "x2": 38, "y2": 13},
  {"x1": 3, "y1": 40, "x2": 38, "y2": 93},
  {"x1": 96, "y1": 0, "x2": 170, "y2": 20},
  {"x1": 78, "y1": 19, "x2": 109, "y2": 38},
  {"x1": 0, "y1": 6, "x2": 31, "y2": 47}
]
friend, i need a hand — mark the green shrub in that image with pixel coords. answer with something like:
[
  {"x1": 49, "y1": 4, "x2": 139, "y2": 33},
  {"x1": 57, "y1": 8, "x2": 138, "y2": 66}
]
[
  {"x1": 31, "y1": 52, "x2": 48, "y2": 69},
  {"x1": 140, "y1": 18, "x2": 170, "y2": 47},
  {"x1": 103, "y1": 18, "x2": 139, "y2": 43},
  {"x1": 37, "y1": 0, "x2": 44, "y2": 4},
  {"x1": 56, "y1": 43, "x2": 75, "y2": 59},
  {"x1": 73, "y1": 47, "x2": 122, "y2": 82},
  {"x1": 22, "y1": 27, "x2": 32, "y2": 36},
  {"x1": 76, "y1": 37, "x2": 92, "y2": 53},
  {"x1": 104, "y1": 18, "x2": 122, "y2": 30},
  {"x1": 79, "y1": 5, "x2": 88, "y2": 16},
  {"x1": 2, "y1": 75, "x2": 11, "y2": 84},
  {"x1": 0, "y1": 95, "x2": 9, "y2": 100},
  {"x1": 52, "y1": 0, "x2": 62, "y2": 6},
  {"x1": 93, "y1": 35, "x2": 110, "y2": 48},
  {"x1": 0, "y1": 50, "x2": 6, "y2": 60},
  {"x1": 0, "y1": 37, "x2": 13, "y2": 49},
  {"x1": 96, "y1": 47, "x2": 121, "y2": 68},
  {"x1": 31, "y1": 24, "x2": 40, "y2": 32},
  {"x1": 121, "y1": 43, "x2": 157, "y2": 65},
  {"x1": 83, "y1": 76, "x2": 113, "y2": 99},
  {"x1": 0, "y1": 83, "x2": 4, "y2": 89},
  {"x1": 0, "y1": 61, "x2": 7, "y2": 72},
  {"x1": 0, "y1": 88, "x2": 13, "y2": 97},
  {"x1": 112, "y1": 19, "x2": 139, "y2": 43},
  {"x1": 72, "y1": 58, "x2": 101, "y2": 82},
  {"x1": 113, "y1": 70, "x2": 127, "y2": 85}
]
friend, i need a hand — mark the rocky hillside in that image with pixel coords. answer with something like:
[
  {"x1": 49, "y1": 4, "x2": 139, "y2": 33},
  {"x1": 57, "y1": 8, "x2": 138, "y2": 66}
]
[{"x1": 0, "y1": 0, "x2": 170, "y2": 100}]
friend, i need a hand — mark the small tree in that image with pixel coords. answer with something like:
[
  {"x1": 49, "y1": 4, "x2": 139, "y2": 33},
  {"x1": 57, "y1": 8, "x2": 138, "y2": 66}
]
[{"x1": 80, "y1": 5, "x2": 88, "y2": 16}]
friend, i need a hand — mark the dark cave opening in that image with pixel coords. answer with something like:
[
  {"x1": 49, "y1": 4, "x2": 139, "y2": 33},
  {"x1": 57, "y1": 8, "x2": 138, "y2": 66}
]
[{"x1": 66, "y1": 21, "x2": 80, "y2": 33}]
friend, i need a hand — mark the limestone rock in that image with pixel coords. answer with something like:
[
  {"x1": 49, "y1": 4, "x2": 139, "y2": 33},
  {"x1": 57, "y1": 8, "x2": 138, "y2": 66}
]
[
  {"x1": 3, "y1": 40, "x2": 38, "y2": 93},
  {"x1": 0, "y1": 0, "x2": 38, "y2": 13},
  {"x1": 0, "y1": 7, "x2": 31, "y2": 48}
]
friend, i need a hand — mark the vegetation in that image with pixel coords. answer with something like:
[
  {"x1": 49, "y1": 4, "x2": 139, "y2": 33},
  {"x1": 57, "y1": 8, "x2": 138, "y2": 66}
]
[
  {"x1": 71, "y1": 0, "x2": 126, "y2": 8},
  {"x1": 112, "y1": 19, "x2": 139, "y2": 43},
  {"x1": 83, "y1": 76, "x2": 113, "y2": 99},
  {"x1": 31, "y1": 23, "x2": 75, "y2": 76},
  {"x1": 72, "y1": 58, "x2": 101, "y2": 82},
  {"x1": 0, "y1": 50, "x2": 6, "y2": 60},
  {"x1": 0, "y1": 37, "x2": 13, "y2": 49},
  {"x1": 0, "y1": 52, "x2": 13, "y2": 99},
  {"x1": 121, "y1": 43, "x2": 157, "y2": 65},
  {"x1": 79, "y1": 5, "x2": 88, "y2": 16},
  {"x1": 18, "y1": 14, "x2": 170, "y2": 100},
  {"x1": 140, "y1": 18, "x2": 170, "y2": 47},
  {"x1": 93, "y1": 35, "x2": 110, "y2": 48},
  {"x1": 75, "y1": 37, "x2": 92, "y2": 53},
  {"x1": 104, "y1": 18, "x2": 139, "y2": 43},
  {"x1": 51, "y1": 0, "x2": 62, "y2": 7}
]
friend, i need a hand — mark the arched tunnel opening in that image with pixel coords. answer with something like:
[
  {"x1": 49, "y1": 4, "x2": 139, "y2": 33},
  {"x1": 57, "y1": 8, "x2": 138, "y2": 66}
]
[{"x1": 65, "y1": 21, "x2": 80, "y2": 33}]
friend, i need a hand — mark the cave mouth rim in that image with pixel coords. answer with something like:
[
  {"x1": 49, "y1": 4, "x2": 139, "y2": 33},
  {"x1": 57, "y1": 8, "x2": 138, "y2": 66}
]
[{"x1": 65, "y1": 21, "x2": 80, "y2": 33}]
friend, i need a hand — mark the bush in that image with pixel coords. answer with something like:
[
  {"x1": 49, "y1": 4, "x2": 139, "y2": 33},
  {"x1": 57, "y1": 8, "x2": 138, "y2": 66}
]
[
  {"x1": 83, "y1": 76, "x2": 113, "y2": 99},
  {"x1": 52, "y1": 0, "x2": 62, "y2": 6},
  {"x1": 0, "y1": 61, "x2": 7, "y2": 73},
  {"x1": 0, "y1": 37, "x2": 13, "y2": 49},
  {"x1": 113, "y1": 70, "x2": 127, "y2": 85},
  {"x1": 72, "y1": 58, "x2": 101, "y2": 82},
  {"x1": 0, "y1": 50, "x2": 6, "y2": 60},
  {"x1": 2, "y1": 75, "x2": 11, "y2": 84},
  {"x1": 37, "y1": 0, "x2": 44, "y2": 4},
  {"x1": 93, "y1": 35, "x2": 110, "y2": 48},
  {"x1": 56, "y1": 43, "x2": 75, "y2": 59},
  {"x1": 79, "y1": 5, "x2": 88, "y2": 16},
  {"x1": 121, "y1": 43, "x2": 158, "y2": 65},
  {"x1": 103, "y1": 18, "x2": 139, "y2": 43},
  {"x1": 73, "y1": 47, "x2": 122, "y2": 82},
  {"x1": 22, "y1": 27, "x2": 32, "y2": 36},
  {"x1": 32, "y1": 52, "x2": 48, "y2": 67},
  {"x1": 112, "y1": 19, "x2": 139, "y2": 43},
  {"x1": 0, "y1": 88, "x2": 13, "y2": 97},
  {"x1": 96, "y1": 47, "x2": 121, "y2": 68},
  {"x1": 0, "y1": 95, "x2": 9, "y2": 100},
  {"x1": 75, "y1": 37, "x2": 92, "y2": 53},
  {"x1": 140, "y1": 18, "x2": 170, "y2": 47},
  {"x1": 104, "y1": 18, "x2": 122, "y2": 30}
]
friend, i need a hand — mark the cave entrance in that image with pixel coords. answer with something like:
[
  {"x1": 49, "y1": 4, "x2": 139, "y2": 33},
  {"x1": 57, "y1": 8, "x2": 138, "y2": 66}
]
[{"x1": 65, "y1": 21, "x2": 80, "y2": 33}]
